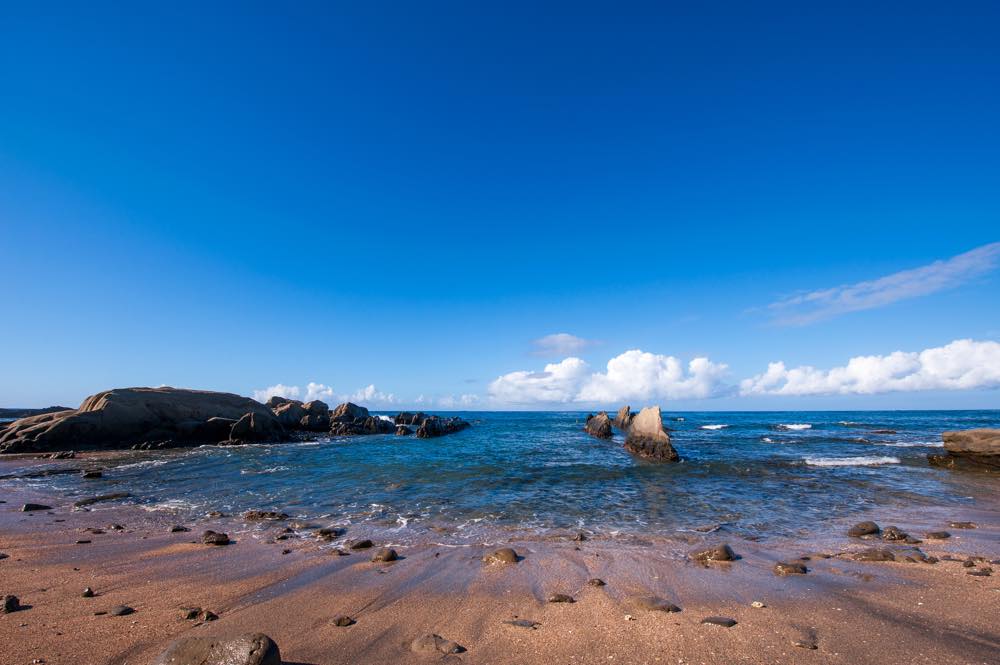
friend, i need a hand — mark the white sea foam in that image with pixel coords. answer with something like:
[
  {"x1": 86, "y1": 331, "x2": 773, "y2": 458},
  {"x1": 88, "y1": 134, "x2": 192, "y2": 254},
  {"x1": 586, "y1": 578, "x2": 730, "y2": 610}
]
[
  {"x1": 377, "y1": 415, "x2": 394, "y2": 423},
  {"x1": 114, "y1": 458, "x2": 170, "y2": 470},
  {"x1": 804, "y1": 455, "x2": 900, "y2": 467},
  {"x1": 700, "y1": 424, "x2": 728, "y2": 430},
  {"x1": 777, "y1": 423, "x2": 812, "y2": 431},
  {"x1": 241, "y1": 465, "x2": 290, "y2": 475},
  {"x1": 761, "y1": 437, "x2": 775, "y2": 443},
  {"x1": 878, "y1": 441, "x2": 944, "y2": 448}
]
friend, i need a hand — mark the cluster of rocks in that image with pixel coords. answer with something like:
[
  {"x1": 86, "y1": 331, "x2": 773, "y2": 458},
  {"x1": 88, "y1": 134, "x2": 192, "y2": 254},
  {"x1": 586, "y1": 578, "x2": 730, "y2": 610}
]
[
  {"x1": 928, "y1": 428, "x2": 1000, "y2": 471},
  {"x1": 585, "y1": 405, "x2": 680, "y2": 462},
  {"x1": 0, "y1": 387, "x2": 472, "y2": 454}
]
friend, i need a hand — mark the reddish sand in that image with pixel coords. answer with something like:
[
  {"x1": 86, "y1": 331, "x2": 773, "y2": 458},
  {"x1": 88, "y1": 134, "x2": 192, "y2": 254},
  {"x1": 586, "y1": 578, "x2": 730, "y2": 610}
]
[{"x1": 1, "y1": 474, "x2": 999, "y2": 664}]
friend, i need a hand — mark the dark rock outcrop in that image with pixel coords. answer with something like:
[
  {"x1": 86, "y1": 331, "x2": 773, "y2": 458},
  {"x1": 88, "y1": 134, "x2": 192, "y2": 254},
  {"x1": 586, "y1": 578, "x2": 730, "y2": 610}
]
[
  {"x1": 394, "y1": 412, "x2": 428, "y2": 426},
  {"x1": 623, "y1": 406, "x2": 679, "y2": 462},
  {"x1": 153, "y1": 633, "x2": 281, "y2": 665},
  {"x1": 929, "y1": 429, "x2": 1000, "y2": 470},
  {"x1": 614, "y1": 405, "x2": 633, "y2": 429},
  {"x1": 847, "y1": 521, "x2": 880, "y2": 537},
  {"x1": 584, "y1": 412, "x2": 613, "y2": 439},
  {"x1": 330, "y1": 415, "x2": 396, "y2": 436},
  {"x1": 395, "y1": 425, "x2": 413, "y2": 436},
  {"x1": 692, "y1": 543, "x2": 736, "y2": 563},
  {"x1": 415, "y1": 416, "x2": 470, "y2": 439},
  {"x1": 0, "y1": 387, "x2": 284, "y2": 454},
  {"x1": 331, "y1": 402, "x2": 370, "y2": 423},
  {"x1": 228, "y1": 412, "x2": 284, "y2": 444}
]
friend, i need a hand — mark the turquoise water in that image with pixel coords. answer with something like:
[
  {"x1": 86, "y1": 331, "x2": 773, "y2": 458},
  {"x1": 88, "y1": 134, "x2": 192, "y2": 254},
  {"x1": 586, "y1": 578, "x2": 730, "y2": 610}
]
[{"x1": 4, "y1": 410, "x2": 998, "y2": 544}]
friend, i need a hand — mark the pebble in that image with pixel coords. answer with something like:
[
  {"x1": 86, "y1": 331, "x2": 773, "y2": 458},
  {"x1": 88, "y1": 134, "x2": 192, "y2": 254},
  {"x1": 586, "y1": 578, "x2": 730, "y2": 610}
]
[
  {"x1": 82, "y1": 587, "x2": 95, "y2": 598},
  {"x1": 691, "y1": 543, "x2": 736, "y2": 563},
  {"x1": 632, "y1": 596, "x2": 681, "y2": 612},
  {"x1": 333, "y1": 615, "x2": 355, "y2": 626},
  {"x1": 504, "y1": 619, "x2": 540, "y2": 629},
  {"x1": 773, "y1": 561, "x2": 808, "y2": 576},
  {"x1": 967, "y1": 569, "x2": 992, "y2": 577},
  {"x1": 587, "y1": 578, "x2": 606, "y2": 587},
  {"x1": 202, "y1": 530, "x2": 230, "y2": 546},
  {"x1": 751, "y1": 601, "x2": 766, "y2": 608},
  {"x1": 925, "y1": 531, "x2": 951, "y2": 540},
  {"x1": 701, "y1": 616, "x2": 737, "y2": 627},
  {"x1": 482, "y1": 548, "x2": 519, "y2": 565},
  {"x1": 847, "y1": 521, "x2": 880, "y2": 537},
  {"x1": 349, "y1": 539, "x2": 374, "y2": 550},
  {"x1": 2, "y1": 595, "x2": 22, "y2": 613},
  {"x1": 109, "y1": 605, "x2": 134, "y2": 616},
  {"x1": 75, "y1": 540, "x2": 92, "y2": 545},
  {"x1": 169, "y1": 525, "x2": 190, "y2": 533},
  {"x1": 411, "y1": 633, "x2": 463, "y2": 655},
  {"x1": 949, "y1": 521, "x2": 977, "y2": 529},
  {"x1": 371, "y1": 548, "x2": 398, "y2": 563},
  {"x1": 21, "y1": 503, "x2": 52, "y2": 512},
  {"x1": 547, "y1": 593, "x2": 575, "y2": 603}
]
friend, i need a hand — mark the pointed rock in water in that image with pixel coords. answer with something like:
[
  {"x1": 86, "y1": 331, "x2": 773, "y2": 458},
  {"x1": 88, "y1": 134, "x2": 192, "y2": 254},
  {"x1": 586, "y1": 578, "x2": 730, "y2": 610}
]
[
  {"x1": 623, "y1": 406, "x2": 679, "y2": 462},
  {"x1": 152, "y1": 633, "x2": 281, "y2": 665},
  {"x1": 773, "y1": 561, "x2": 808, "y2": 575},
  {"x1": 202, "y1": 530, "x2": 230, "y2": 546},
  {"x1": 701, "y1": 616, "x2": 737, "y2": 627},
  {"x1": 482, "y1": 547, "x2": 519, "y2": 564},
  {"x1": 410, "y1": 633, "x2": 464, "y2": 655},
  {"x1": 395, "y1": 425, "x2": 412, "y2": 436},
  {"x1": 584, "y1": 412, "x2": 613, "y2": 439},
  {"x1": 614, "y1": 405, "x2": 633, "y2": 429},
  {"x1": 847, "y1": 521, "x2": 880, "y2": 537},
  {"x1": 331, "y1": 402, "x2": 370, "y2": 423},
  {"x1": 692, "y1": 543, "x2": 736, "y2": 563}
]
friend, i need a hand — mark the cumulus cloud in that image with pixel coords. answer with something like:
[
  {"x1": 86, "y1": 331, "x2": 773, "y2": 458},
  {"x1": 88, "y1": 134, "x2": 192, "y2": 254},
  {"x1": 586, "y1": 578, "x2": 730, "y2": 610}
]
[
  {"x1": 768, "y1": 242, "x2": 1000, "y2": 325},
  {"x1": 531, "y1": 333, "x2": 597, "y2": 357},
  {"x1": 347, "y1": 384, "x2": 397, "y2": 405},
  {"x1": 252, "y1": 383, "x2": 301, "y2": 403},
  {"x1": 488, "y1": 350, "x2": 729, "y2": 405},
  {"x1": 438, "y1": 394, "x2": 481, "y2": 408},
  {"x1": 740, "y1": 339, "x2": 1000, "y2": 396},
  {"x1": 304, "y1": 382, "x2": 335, "y2": 402}
]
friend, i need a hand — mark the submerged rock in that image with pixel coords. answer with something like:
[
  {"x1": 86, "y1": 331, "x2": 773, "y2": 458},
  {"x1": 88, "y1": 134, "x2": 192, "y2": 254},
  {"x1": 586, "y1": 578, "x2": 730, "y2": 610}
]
[
  {"x1": 584, "y1": 412, "x2": 613, "y2": 439},
  {"x1": 853, "y1": 547, "x2": 896, "y2": 562},
  {"x1": 416, "y1": 416, "x2": 471, "y2": 439},
  {"x1": 153, "y1": 633, "x2": 281, "y2": 665},
  {"x1": 623, "y1": 406, "x2": 679, "y2": 462}
]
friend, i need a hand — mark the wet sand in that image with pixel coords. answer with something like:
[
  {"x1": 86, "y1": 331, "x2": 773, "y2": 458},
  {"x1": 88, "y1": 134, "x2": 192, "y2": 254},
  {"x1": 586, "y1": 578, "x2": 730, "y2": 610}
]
[{"x1": 2, "y1": 474, "x2": 1000, "y2": 664}]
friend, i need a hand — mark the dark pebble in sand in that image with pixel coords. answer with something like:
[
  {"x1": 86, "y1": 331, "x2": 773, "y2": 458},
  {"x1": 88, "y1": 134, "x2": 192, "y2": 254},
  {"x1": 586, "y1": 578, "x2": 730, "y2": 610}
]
[
  {"x1": 281, "y1": 549, "x2": 291, "y2": 555},
  {"x1": 482, "y1": 547, "x2": 519, "y2": 564},
  {"x1": 2, "y1": 595, "x2": 23, "y2": 613},
  {"x1": 72, "y1": 493, "x2": 130, "y2": 508},
  {"x1": 349, "y1": 539, "x2": 374, "y2": 550},
  {"x1": 547, "y1": 593, "x2": 575, "y2": 603},
  {"x1": 243, "y1": 510, "x2": 289, "y2": 521},
  {"x1": 180, "y1": 608, "x2": 200, "y2": 620},
  {"x1": 317, "y1": 526, "x2": 345, "y2": 538},
  {"x1": 108, "y1": 524, "x2": 124, "y2": 531},
  {"x1": 202, "y1": 530, "x2": 230, "y2": 546},
  {"x1": 200, "y1": 610, "x2": 218, "y2": 621},
  {"x1": 170, "y1": 525, "x2": 190, "y2": 533},
  {"x1": 275, "y1": 534, "x2": 293, "y2": 541},
  {"x1": 0, "y1": 553, "x2": 8, "y2": 561},
  {"x1": 925, "y1": 531, "x2": 951, "y2": 540},
  {"x1": 109, "y1": 605, "x2": 134, "y2": 616},
  {"x1": 701, "y1": 616, "x2": 737, "y2": 627},
  {"x1": 75, "y1": 540, "x2": 92, "y2": 545},
  {"x1": 967, "y1": 570, "x2": 992, "y2": 577},
  {"x1": 333, "y1": 615, "x2": 355, "y2": 627},
  {"x1": 371, "y1": 548, "x2": 398, "y2": 562},
  {"x1": 82, "y1": 587, "x2": 94, "y2": 598},
  {"x1": 411, "y1": 633, "x2": 464, "y2": 655},
  {"x1": 949, "y1": 521, "x2": 977, "y2": 529},
  {"x1": 847, "y1": 521, "x2": 880, "y2": 538},
  {"x1": 881, "y1": 526, "x2": 909, "y2": 541},
  {"x1": 330, "y1": 548, "x2": 350, "y2": 556},
  {"x1": 205, "y1": 511, "x2": 226, "y2": 518},
  {"x1": 853, "y1": 548, "x2": 895, "y2": 562},
  {"x1": 962, "y1": 559, "x2": 976, "y2": 568},
  {"x1": 21, "y1": 503, "x2": 52, "y2": 512},
  {"x1": 587, "y1": 578, "x2": 606, "y2": 587},
  {"x1": 774, "y1": 562, "x2": 808, "y2": 575},
  {"x1": 793, "y1": 639, "x2": 818, "y2": 650},
  {"x1": 504, "y1": 619, "x2": 540, "y2": 629},
  {"x1": 633, "y1": 596, "x2": 680, "y2": 612},
  {"x1": 692, "y1": 543, "x2": 736, "y2": 563}
]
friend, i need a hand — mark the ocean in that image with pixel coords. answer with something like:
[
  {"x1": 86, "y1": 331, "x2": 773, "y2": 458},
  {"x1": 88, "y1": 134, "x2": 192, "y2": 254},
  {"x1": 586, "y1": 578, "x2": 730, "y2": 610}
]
[{"x1": 3, "y1": 410, "x2": 998, "y2": 546}]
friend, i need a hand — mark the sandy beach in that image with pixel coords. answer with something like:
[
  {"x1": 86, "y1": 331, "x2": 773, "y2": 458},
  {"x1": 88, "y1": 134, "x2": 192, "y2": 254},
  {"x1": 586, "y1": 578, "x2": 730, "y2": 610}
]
[{"x1": 2, "y1": 464, "x2": 999, "y2": 665}]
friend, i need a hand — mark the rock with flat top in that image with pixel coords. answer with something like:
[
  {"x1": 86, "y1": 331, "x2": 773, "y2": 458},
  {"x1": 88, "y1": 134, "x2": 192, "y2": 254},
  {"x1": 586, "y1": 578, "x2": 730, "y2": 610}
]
[
  {"x1": 152, "y1": 633, "x2": 281, "y2": 665},
  {"x1": 584, "y1": 412, "x2": 613, "y2": 439},
  {"x1": 929, "y1": 429, "x2": 1000, "y2": 470},
  {"x1": 623, "y1": 406, "x2": 679, "y2": 462}
]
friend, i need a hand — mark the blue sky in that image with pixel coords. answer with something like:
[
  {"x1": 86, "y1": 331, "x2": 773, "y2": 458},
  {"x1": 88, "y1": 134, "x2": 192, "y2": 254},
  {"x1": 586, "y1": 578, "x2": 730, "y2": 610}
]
[{"x1": 1, "y1": 2, "x2": 998, "y2": 410}]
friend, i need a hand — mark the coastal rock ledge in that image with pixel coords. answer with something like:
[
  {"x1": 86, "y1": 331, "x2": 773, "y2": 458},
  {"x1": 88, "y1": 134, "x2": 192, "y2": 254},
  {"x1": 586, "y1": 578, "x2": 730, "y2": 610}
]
[
  {"x1": 624, "y1": 406, "x2": 680, "y2": 462},
  {"x1": 928, "y1": 429, "x2": 1000, "y2": 471}
]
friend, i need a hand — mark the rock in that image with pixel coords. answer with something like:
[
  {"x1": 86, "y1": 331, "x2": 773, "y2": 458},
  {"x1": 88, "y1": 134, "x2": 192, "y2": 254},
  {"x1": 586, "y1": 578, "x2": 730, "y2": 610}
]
[
  {"x1": 847, "y1": 521, "x2": 880, "y2": 537},
  {"x1": 547, "y1": 593, "x2": 574, "y2": 603},
  {"x1": 614, "y1": 406, "x2": 633, "y2": 429},
  {"x1": 0, "y1": 553, "x2": 8, "y2": 561},
  {"x1": 632, "y1": 596, "x2": 680, "y2": 612},
  {"x1": 623, "y1": 406, "x2": 679, "y2": 462},
  {"x1": 170, "y1": 525, "x2": 190, "y2": 533},
  {"x1": 202, "y1": 530, "x2": 230, "y2": 546},
  {"x1": 692, "y1": 543, "x2": 736, "y2": 563},
  {"x1": 180, "y1": 607, "x2": 201, "y2": 620},
  {"x1": 349, "y1": 539, "x2": 373, "y2": 550},
  {"x1": 229, "y1": 412, "x2": 284, "y2": 443},
  {"x1": 967, "y1": 569, "x2": 992, "y2": 577},
  {"x1": 75, "y1": 539, "x2": 92, "y2": 545},
  {"x1": 949, "y1": 521, "x2": 977, "y2": 529},
  {"x1": 853, "y1": 547, "x2": 902, "y2": 562},
  {"x1": 925, "y1": 531, "x2": 951, "y2": 539},
  {"x1": 411, "y1": 634, "x2": 463, "y2": 656},
  {"x1": 587, "y1": 578, "x2": 606, "y2": 587},
  {"x1": 265, "y1": 396, "x2": 291, "y2": 409},
  {"x1": 881, "y1": 525, "x2": 909, "y2": 541},
  {"x1": 81, "y1": 470, "x2": 103, "y2": 479},
  {"x1": 21, "y1": 503, "x2": 52, "y2": 511},
  {"x1": 395, "y1": 425, "x2": 413, "y2": 436},
  {"x1": 109, "y1": 605, "x2": 135, "y2": 616},
  {"x1": 701, "y1": 616, "x2": 737, "y2": 627},
  {"x1": 371, "y1": 548, "x2": 398, "y2": 562},
  {"x1": 504, "y1": 619, "x2": 540, "y2": 629},
  {"x1": 333, "y1": 615, "x2": 355, "y2": 627},
  {"x1": 73, "y1": 493, "x2": 130, "y2": 508},
  {"x1": 584, "y1": 412, "x2": 613, "y2": 439},
  {"x1": 394, "y1": 412, "x2": 428, "y2": 426},
  {"x1": 200, "y1": 610, "x2": 219, "y2": 621},
  {"x1": 82, "y1": 587, "x2": 95, "y2": 598},
  {"x1": 272, "y1": 401, "x2": 307, "y2": 428},
  {"x1": 929, "y1": 429, "x2": 1000, "y2": 470},
  {"x1": 482, "y1": 548, "x2": 519, "y2": 564},
  {"x1": 0, "y1": 387, "x2": 285, "y2": 454},
  {"x1": 773, "y1": 561, "x2": 808, "y2": 575},
  {"x1": 571, "y1": 532, "x2": 587, "y2": 542},
  {"x1": 331, "y1": 402, "x2": 369, "y2": 423},
  {"x1": 2, "y1": 595, "x2": 22, "y2": 613},
  {"x1": 415, "y1": 416, "x2": 471, "y2": 439},
  {"x1": 751, "y1": 601, "x2": 766, "y2": 608},
  {"x1": 152, "y1": 633, "x2": 281, "y2": 665},
  {"x1": 243, "y1": 510, "x2": 289, "y2": 521},
  {"x1": 316, "y1": 526, "x2": 345, "y2": 538}
]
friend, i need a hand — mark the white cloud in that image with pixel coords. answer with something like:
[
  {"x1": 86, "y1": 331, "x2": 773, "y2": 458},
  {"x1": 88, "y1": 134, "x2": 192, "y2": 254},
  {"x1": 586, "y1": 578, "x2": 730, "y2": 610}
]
[
  {"x1": 438, "y1": 393, "x2": 481, "y2": 408},
  {"x1": 488, "y1": 350, "x2": 729, "y2": 405},
  {"x1": 252, "y1": 383, "x2": 301, "y2": 403},
  {"x1": 768, "y1": 242, "x2": 1000, "y2": 325},
  {"x1": 304, "y1": 382, "x2": 335, "y2": 402},
  {"x1": 531, "y1": 333, "x2": 597, "y2": 357},
  {"x1": 348, "y1": 384, "x2": 397, "y2": 405},
  {"x1": 740, "y1": 339, "x2": 1000, "y2": 396}
]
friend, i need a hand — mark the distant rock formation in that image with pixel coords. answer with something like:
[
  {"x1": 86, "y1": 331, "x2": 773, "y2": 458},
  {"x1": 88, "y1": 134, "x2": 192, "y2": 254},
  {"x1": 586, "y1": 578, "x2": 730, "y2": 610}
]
[
  {"x1": 415, "y1": 416, "x2": 471, "y2": 439},
  {"x1": 614, "y1": 405, "x2": 633, "y2": 430},
  {"x1": 0, "y1": 387, "x2": 284, "y2": 454},
  {"x1": 584, "y1": 412, "x2": 613, "y2": 439},
  {"x1": 928, "y1": 429, "x2": 1000, "y2": 471},
  {"x1": 0, "y1": 406, "x2": 72, "y2": 420},
  {"x1": 331, "y1": 402, "x2": 370, "y2": 423},
  {"x1": 623, "y1": 406, "x2": 680, "y2": 462}
]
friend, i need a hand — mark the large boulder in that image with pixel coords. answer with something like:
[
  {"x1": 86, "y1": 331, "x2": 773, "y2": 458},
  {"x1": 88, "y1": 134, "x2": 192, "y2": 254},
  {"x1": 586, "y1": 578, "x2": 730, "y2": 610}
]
[
  {"x1": 0, "y1": 387, "x2": 281, "y2": 454},
  {"x1": 584, "y1": 412, "x2": 613, "y2": 439},
  {"x1": 394, "y1": 412, "x2": 428, "y2": 426},
  {"x1": 416, "y1": 416, "x2": 471, "y2": 439},
  {"x1": 152, "y1": 633, "x2": 281, "y2": 665},
  {"x1": 329, "y1": 415, "x2": 394, "y2": 436},
  {"x1": 623, "y1": 406, "x2": 680, "y2": 462},
  {"x1": 228, "y1": 412, "x2": 284, "y2": 443},
  {"x1": 300, "y1": 400, "x2": 330, "y2": 431},
  {"x1": 272, "y1": 401, "x2": 307, "y2": 428},
  {"x1": 929, "y1": 429, "x2": 1000, "y2": 471},
  {"x1": 614, "y1": 405, "x2": 634, "y2": 429},
  {"x1": 331, "y1": 402, "x2": 369, "y2": 423}
]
